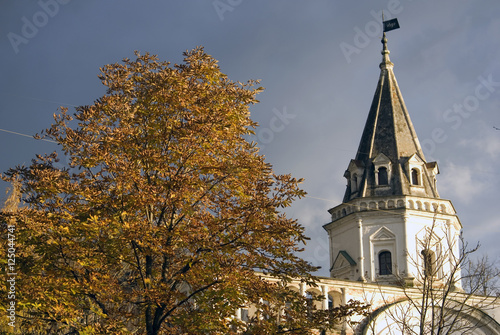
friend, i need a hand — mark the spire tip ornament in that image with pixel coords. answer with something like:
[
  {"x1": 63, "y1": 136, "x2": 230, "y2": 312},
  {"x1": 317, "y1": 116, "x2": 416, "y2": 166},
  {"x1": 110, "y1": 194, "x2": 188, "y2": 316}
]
[
  {"x1": 380, "y1": 32, "x2": 393, "y2": 70},
  {"x1": 380, "y1": 16, "x2": 399, "y2": 69}
]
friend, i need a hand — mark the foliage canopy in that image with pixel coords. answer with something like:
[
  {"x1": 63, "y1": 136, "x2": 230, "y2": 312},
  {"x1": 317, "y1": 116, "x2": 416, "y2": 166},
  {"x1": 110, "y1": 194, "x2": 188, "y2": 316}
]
[{"x1": 1, "y1": 48, "x2": 366, "y2": 334}]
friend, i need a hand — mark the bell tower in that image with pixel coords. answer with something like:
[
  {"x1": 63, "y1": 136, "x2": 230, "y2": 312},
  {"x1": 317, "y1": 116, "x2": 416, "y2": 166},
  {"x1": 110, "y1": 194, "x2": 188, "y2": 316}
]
[{"x1": 323, "y1": 34, "x2": 462, "y2": 286}]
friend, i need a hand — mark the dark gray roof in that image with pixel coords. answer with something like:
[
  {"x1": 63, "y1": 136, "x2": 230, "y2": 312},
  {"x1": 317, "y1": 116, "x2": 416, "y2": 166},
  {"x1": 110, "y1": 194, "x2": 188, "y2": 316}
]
[
  {"x1": 330, "y1": 250, "x2": 357, "y2": 272},
  {"x1": 343, "y1": 34, "x2": 440, "y2": 202}
]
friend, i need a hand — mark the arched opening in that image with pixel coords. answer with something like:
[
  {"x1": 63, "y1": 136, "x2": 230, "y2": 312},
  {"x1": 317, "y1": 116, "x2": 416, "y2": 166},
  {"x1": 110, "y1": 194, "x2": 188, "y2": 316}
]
[
  {"x1": 305, "y1": 289, "x2": 323, "y2": 311},
  {"x1": 378, "y1": 167, "x2": 388, "y2": 185},
  {"x1": 411, "y1": 168, "x2": 420, "y2": 185},
  {"x1": 379, "y1": 251, "x2": 392, "y2": 275},
  {"x1": 328, "y1": 291, "x2": 342, "y2": 310}
]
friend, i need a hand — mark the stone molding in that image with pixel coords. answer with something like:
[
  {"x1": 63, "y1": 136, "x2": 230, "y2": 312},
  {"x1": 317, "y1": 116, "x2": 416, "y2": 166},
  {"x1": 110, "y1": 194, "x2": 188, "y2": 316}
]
[{"x1": 327, "y1": 196, "x2": 457, "y2": 224}]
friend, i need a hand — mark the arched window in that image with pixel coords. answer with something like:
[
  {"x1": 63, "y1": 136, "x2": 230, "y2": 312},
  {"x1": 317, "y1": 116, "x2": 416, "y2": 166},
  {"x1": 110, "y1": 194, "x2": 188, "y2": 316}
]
[
  {"x1": 379, "y1": 251, "x2": 392, "y2": 275},
  {"x1": 411, "y1": 168, "x2": 420, "y2": 185},
  {"x1": 421, "y1": 249, "x2": 436, "y2": 277},
  {"x1": 378, "y1": 167, "x2": 388, "y2": 185}
]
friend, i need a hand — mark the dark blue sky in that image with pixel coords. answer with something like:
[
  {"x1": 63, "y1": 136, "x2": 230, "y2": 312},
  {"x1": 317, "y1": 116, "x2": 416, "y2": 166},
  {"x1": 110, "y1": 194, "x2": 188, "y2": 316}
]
[{"x1": 1, "y1": 1, "x2": 499, "y2": 275}]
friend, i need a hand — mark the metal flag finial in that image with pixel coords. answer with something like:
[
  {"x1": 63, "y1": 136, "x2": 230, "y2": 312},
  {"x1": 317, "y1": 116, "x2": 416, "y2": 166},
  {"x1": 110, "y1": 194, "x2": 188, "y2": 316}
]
[{"x1": 383, "y1": 17, "x2": 400, "y2": 33}]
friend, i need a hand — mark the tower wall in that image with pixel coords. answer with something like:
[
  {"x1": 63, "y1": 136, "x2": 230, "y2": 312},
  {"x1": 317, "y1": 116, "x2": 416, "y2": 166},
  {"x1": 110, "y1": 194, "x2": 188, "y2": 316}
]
[{"x1": 324, "y1": 196, "x2": 461, "y2": 285}]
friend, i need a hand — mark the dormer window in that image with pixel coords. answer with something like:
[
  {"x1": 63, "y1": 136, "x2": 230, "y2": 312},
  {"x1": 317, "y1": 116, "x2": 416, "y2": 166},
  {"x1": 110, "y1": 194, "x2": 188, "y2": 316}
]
[
  {"x1": 407, "y1": 154, "x2": 426, "y2": 188},
  {"x1": 372, "y1": 153, "x2": 392, "y2": 187},
  {"x1": 378, "y1": 167, "x2": 388, "y2": 185},
  {"x1": 345, "y1": 160, "x2": 364, "y2": 197}
]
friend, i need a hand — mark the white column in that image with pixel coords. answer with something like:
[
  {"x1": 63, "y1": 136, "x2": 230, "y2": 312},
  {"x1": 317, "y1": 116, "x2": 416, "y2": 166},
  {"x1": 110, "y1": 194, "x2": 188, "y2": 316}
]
[
  {"x1": 299, "y1": 282, "x2": 306, "y2": 296},
  {"x1": 322, "y1": 285, "x2": 329, "y2": 310},
  {"x1": 403, "y1": 213, "x2": 412, "y2": 278},
  {"x1": 448, "y1": 220, "x2": 462, "y2": 290},
  {"x1": 341, "y1": 288, "x2": 348, "y2": 332},
  {"x1": 358, "y1": 218, "x2": 366, "y2": 281},
  {"x1": 235, "y1": 308, "x2": 241, "y2": 320}
]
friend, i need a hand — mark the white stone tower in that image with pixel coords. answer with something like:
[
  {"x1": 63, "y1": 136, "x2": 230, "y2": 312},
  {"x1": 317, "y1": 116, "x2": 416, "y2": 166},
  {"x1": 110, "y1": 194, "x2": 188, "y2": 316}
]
[{"x1": 323, "y1": 34, "x2": 462, "y2": 287}]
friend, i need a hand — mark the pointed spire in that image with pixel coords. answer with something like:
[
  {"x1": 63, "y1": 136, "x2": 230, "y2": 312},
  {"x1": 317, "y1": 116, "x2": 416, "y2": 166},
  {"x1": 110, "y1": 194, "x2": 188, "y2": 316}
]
[{"x1": 343, "y1": 33, "x2": 440, "y2": 202}]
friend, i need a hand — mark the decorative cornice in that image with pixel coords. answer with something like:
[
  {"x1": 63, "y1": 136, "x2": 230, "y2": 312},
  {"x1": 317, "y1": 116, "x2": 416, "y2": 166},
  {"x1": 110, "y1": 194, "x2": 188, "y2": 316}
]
[{"x1": 324, "y1": 195, "x2": 459, "y2": 226}]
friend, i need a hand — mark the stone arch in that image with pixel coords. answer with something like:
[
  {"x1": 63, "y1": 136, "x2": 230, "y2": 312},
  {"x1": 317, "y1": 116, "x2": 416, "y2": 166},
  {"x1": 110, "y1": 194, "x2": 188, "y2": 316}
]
[
  {"x1": 305, "y1": 287, "x2": 323, "y2": 310},
  {"x1": 360, "y1": 299, "x2": 500, "y2": 335},
  {"x1": 328, "y1": 290, "x2": 343, "y2": 309}
]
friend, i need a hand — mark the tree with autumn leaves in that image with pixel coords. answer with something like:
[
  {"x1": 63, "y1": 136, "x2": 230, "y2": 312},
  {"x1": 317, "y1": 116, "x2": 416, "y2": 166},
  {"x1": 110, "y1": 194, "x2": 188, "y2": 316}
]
[{"x1": 1, "y1": 48, "x2": 367, "y2": 334}]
